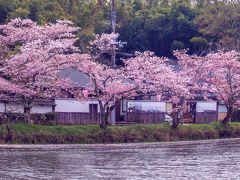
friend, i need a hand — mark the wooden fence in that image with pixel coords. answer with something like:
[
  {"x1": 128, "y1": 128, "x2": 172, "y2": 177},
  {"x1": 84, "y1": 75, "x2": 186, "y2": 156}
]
[
  {"x1": 56, "y1": 112, "x2": 100, "y2": 125},
  {"x1": 195, "y1": 111, "x2": 217, "y2": 124},
  {"x1": 126, "y1": 111, "x2": 165, "y2": 124},
  {"x1": 232, "y1": 111, "x2": 240, "y2": 122},
  {"x1": 1, "y1": 111, "x2": 220, "y2": 125}
]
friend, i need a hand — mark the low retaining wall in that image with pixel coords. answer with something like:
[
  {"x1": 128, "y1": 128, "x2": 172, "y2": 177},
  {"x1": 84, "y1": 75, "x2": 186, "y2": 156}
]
[{"x1": 0, "y1": 113, "x2": 55, "y2": 124}]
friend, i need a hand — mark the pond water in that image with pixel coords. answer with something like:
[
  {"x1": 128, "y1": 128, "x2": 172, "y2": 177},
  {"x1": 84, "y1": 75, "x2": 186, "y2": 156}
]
[{"x1": 0, "y1": 138, "x2": 240, "y2": 179}]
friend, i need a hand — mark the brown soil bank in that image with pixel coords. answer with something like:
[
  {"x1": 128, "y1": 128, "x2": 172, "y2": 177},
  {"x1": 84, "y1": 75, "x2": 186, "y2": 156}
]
[{"x1": 1, "y1": 123, "x2": 240, "y2": 144}]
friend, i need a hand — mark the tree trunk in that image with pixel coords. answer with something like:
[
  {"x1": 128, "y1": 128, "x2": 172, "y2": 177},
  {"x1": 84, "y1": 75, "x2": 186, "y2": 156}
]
[
  {"x1": 100, "y1": 112, "x2": 109, "y2": 129},
  {"x1": 98, "y1": 101, "x2": 112, "y2": 129},
  {"x1": 23, "y1": 97, "x2": 34, "y2": 124},
  {"x1": 222, "y1": 107, "x2": 233, "y2": 125},
  {"x1": 0, "y1": 114, "x2": 13, "y2": 142},
  {"x1": 170, "y1": 111, "x2": 180, "y2": 129},
  {"x1": 24, "y1": 105, "x2": 32, "y2": 124}
]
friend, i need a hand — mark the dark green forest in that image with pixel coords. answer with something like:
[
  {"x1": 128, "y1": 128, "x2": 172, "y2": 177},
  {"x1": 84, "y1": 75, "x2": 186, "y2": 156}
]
[{"x1": 0, "y1": 0, "x2": 239, "y2": 58}]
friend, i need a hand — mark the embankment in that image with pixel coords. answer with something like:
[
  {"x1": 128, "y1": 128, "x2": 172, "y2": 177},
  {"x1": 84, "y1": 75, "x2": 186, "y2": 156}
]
[{"x1": 1, "y1": 123, "x2": 240, "y2": 144}]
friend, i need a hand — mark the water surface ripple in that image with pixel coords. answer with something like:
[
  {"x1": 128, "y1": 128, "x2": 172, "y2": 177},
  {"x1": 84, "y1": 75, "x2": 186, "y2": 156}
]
[{"x1": 0, "y1": 138, "x2": 240, "y2": 179}]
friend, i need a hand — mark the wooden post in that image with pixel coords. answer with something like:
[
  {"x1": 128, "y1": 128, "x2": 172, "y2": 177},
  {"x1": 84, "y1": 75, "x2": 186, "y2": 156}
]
[
  {"x1": 216, "y1": 101, "x2": 219, "y2": 122},
  {"x1": 111, "y1": 0, "x2": 116, "y2": 67},
  {"x1": 52, "y1": 103, "x2": 56, "y2": 125}
]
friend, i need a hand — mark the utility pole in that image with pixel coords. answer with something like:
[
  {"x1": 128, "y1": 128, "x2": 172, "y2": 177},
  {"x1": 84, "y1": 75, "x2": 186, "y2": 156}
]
[
  {"x1": 111, "y1": 0, "x2": 116, "y2": 67},
  {"x1": 111, "y1": 0, "x2": 116, "y2": 33},
  {"x1": 110, "y1": 0, "x2": 127, "y2": 67}
]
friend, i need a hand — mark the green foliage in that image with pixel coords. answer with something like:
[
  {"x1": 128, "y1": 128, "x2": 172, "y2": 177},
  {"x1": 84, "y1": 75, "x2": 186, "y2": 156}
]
[
  {"x1": 0, "y1": 0, "x2": 238, "y2": 56},
  {"x1": 120, "y1": 0, "x2": 199, "y2": 57},
  {"x1": 28, "y1": 0, "x2": 43, "y2": 23},
  {"x1": 42, "y1": 1, "x2": 65, "y2": 23},
  {"x1": 0, "y1": 0, "x2": 16, "y2": 23},
  {"x1": 8, "y1": 7, "x2": 30, "y2": 19},
  {"x1": 194, "y1": 0, "x2": 240, "y2": 51},
  {"x1": 171, "y1": 40, "x2": 185, "y2": 51},
  {"x1": 190, "y1": 36, "x2": 208, "y2": 50}
]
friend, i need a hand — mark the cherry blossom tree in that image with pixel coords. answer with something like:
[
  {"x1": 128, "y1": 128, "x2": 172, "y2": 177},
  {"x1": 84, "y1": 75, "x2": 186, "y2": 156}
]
[
  {"x1": 0, "y1": 19, "x2": 191, "y2": 128},
  {"x1": 0, "y1": 18, "x2": 88, "y2": 123},
  {"x1": 89, "y1": 32, "x2": 119, "y2": 66},
  {"x1": 175, "y1": 50, "x2": 240, "y2": 124},
  {"x1": 0, "y1": 77, "x2": 26, "y2": 142},
  {"x1": 125, "y1": 51, "x2": 191, "y2": 129},
  {"x1": 90, "y1": 33, "x2": 119, "y2": 56},
  {"x1": 77, "y1": 59, "x2": 135, "y2": 128},
  {"x1": 77, "y1": 50, "x2": 189, "y2": 128},
  {"x1": 76, "y1": 33, "x2": 190, "y2": 128},
  {"x1": 0, "y1": 18, "x2": 79, "y2": 46}
]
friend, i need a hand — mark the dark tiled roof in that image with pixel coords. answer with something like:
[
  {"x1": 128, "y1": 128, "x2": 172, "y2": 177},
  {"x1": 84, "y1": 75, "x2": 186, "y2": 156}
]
[
  {"x1": 0, "y1": 97, "x2": 55, "y2": 105},
  {"x1": 59, "y1": 68, "x2": 89, "y2": 88}
]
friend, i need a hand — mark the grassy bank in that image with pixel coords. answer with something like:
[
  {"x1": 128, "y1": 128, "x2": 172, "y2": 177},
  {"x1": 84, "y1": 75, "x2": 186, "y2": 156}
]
[{"x1": 1, "y1": 122, "x2": 240, "y2": 144}]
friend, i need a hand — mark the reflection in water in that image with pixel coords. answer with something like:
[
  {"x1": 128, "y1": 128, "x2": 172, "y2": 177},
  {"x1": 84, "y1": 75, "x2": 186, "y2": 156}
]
[{"x1": 0, "y1": 138, "x2": 240, "y2": 179}]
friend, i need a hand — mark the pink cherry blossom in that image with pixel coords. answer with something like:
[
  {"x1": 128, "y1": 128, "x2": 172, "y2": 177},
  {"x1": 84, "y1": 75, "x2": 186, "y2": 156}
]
[
  {"x1": 0, "y1": 18, "x2": 86, "y2": 123},
  {"x1": 76, "y1": 50, "x2": 189, "y2": 128},
  {"x1": 175, "y1": 50, "x2": 240, "y2": 124}
]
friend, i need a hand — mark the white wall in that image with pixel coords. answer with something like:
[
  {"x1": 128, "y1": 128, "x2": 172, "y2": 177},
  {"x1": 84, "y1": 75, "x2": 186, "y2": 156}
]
[
  {"x1": 120, "y1": 100, "x2": 127, "y2": 117},
  {"x1": 127, "y1": 101, "x2": 166, "y2": 112},
  {"x1": 150, "y1": 96, "x2": 157, "y2": 101},
  {"x1": 196, "y1": 101, "x2": 217, "y2": 112},
  {"x1": 6, "y1": 104, "x2": 24, "y2": 113},
  {"x1": 121, "y1": 99, "x2": 127, "y2": 113},
  {"x1": 218, "y1": 104, "x2": 227, "y2": 113},
  {"x1": 0, "y1": 103, "x2": 52, "y2": 114},
  {"x1": 0, "y1": 103, "x2": 5, "y2": 113},
  {"x1": 55, "y1": 99, "x2": 99, "y2": 113},
  {"x1": 111, "y1": 108, "x2": 116, "y2": 125},
  {"x1": 31, "y1": 105, "x2": 53, "y2": 114}
]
